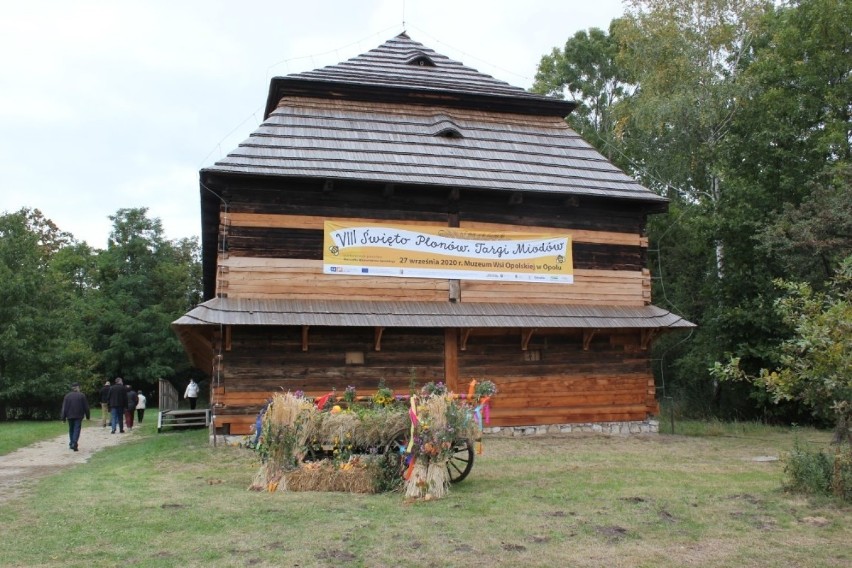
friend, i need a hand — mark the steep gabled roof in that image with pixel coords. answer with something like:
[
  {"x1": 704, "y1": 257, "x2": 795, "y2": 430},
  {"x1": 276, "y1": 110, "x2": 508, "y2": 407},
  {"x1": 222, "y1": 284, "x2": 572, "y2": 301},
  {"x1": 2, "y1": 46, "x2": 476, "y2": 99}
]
[
  {"x1": 203, "y1": 32, "x2": 666, "y2": 203},
  {"x1": 261, "y1": 32, "x2": 576, "y2": 119}
]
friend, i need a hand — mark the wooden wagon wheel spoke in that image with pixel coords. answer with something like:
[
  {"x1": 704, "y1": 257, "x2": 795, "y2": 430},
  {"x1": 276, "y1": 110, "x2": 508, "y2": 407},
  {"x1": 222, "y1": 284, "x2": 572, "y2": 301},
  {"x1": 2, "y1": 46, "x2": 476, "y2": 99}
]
[{"x1": 447, "y1": 439, "x2": 475, "y2": 483}]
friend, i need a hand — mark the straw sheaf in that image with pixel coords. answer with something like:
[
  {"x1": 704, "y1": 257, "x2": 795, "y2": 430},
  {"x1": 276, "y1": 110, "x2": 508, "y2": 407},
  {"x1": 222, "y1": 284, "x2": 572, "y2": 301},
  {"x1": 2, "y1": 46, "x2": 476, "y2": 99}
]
[
  {"x1": 284, "y1": 461, "x2": 378, "y2": 493},
  {"x1": 302, "y1": 409, "x2": 409, "y2": 448},
  {"x1": 265, "y1": 392, "x2": 316, "y2": 428}
]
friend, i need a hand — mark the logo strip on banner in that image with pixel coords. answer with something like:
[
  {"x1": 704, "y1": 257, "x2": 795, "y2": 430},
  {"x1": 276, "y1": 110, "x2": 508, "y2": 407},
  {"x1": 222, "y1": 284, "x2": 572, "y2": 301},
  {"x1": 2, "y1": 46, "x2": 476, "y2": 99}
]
[{"x1": 322, "y1": 221, "x2": 573, "y2": 284}]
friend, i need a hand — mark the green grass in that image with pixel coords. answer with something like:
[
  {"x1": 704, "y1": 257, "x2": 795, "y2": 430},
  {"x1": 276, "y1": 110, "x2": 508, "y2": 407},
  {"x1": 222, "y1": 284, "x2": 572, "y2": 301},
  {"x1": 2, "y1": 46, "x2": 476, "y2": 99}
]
[
  {"x1": 0, "y1": 422, "x2": 849, "y2": 567},
  {"x1": 0, "y1": 420, "x2": 68, "y2": 456},
  {"x1": 0, "y1": 408, "x2": 112, "y2": 455}
]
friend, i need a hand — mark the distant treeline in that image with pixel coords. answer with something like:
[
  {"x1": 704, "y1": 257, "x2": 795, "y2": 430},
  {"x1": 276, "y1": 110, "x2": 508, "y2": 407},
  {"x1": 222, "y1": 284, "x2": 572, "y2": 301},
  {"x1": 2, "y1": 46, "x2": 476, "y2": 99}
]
[{"x1": 0, "y1": 207, "x2": 202, "y2": 419}]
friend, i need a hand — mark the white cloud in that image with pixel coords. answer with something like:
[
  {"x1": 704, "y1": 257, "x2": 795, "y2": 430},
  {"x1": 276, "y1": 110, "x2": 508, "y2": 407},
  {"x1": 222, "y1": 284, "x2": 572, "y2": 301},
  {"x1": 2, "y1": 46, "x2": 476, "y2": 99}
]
[{"x1": 0, "y1": 0, "x2": 626, "y2": 249}]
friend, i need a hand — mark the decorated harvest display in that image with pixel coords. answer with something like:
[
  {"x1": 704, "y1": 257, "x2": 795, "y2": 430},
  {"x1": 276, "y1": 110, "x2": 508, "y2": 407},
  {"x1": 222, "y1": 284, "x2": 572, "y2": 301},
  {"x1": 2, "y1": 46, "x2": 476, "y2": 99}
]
[{"x1": 248, "y1": 380, "x2": 496, "y2": 500}]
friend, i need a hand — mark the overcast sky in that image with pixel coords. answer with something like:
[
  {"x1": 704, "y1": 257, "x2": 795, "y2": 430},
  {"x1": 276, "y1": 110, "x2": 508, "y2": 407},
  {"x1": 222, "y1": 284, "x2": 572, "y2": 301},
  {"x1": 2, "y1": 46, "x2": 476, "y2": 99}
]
[{"x1": 0, "y1": 0, "x2": 626, "y2": 248}]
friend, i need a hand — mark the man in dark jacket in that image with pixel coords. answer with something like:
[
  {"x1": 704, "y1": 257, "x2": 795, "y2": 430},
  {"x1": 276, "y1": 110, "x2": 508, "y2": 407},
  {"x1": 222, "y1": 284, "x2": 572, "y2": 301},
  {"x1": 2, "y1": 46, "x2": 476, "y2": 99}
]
[
  {"x1": 125, "y1": 385, "x2": 138, "y2": 430},
  {"x1": 108, "y1": 377, "x2": 127, "y2": 434},
  {"x1": 99, "y1": 380, "x2": 111, "y2": 427},
  {"x1": 61, "y1": 383, "x2": 90, "y2": 451}
]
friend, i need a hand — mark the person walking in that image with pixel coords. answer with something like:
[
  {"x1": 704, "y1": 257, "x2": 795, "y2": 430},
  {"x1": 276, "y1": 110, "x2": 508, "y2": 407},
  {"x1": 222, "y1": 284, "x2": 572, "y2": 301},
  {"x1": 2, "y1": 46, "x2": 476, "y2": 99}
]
[
  {"x1": 99, "y1": 380, "x2": 111, "y2": 427},
  {"x1": 60, "y1": 383, "x2": 90, "y2": 451},
  {"x1": 184, "y1": 379, "x2": 200, "y2": 410},
  {"x1": 108, "y1": 377, "x2": 127, "y2": 433},
  {"x1": 125, "y1": 385, "x2": 138, "y2": 430},
  {"x1": 136, "y1": 391, "x2": 147, "y2": 423}
]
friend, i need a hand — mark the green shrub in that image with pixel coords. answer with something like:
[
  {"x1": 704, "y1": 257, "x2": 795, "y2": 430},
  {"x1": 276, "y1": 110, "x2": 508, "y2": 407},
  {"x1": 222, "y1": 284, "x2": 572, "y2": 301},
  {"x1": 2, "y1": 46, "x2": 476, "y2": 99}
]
[{"x1": 784, "y1": 440, "x2": 851, "y2": 501}]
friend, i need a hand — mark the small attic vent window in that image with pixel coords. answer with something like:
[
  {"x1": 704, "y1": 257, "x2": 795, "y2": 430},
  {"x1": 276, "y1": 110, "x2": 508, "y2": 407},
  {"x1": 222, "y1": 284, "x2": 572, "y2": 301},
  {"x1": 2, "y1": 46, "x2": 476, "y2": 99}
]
[
  {"x1": 437, "y1": 127, "x2": 463, "y2": 139},
  {"x1": 406, "y1": 52, "x2": 436, "y2": 67},
  {"x1": 430, "y1": 117, "x2": 463, "y2": 139}
]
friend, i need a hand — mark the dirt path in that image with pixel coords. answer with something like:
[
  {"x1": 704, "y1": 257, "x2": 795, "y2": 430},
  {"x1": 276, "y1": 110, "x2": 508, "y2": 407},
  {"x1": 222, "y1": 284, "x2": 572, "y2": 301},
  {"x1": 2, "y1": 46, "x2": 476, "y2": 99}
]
[{"x1": 0, "y1": 422, "x2": 136, "y2": 505}]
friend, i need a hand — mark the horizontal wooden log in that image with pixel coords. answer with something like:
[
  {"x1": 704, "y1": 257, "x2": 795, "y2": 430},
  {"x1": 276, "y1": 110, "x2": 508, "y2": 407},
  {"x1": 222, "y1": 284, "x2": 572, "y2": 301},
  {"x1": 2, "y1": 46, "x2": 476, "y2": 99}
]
[
  {"x1": 217, "y1": 256, "x2": 646, "y2": 305},
  {"x1": 223, "y1": 212, "x2": 446, "y2": 230},
  {"x1": 223, "y1": 212, "x2": 646, "y2": 247},
  {"x1": 495, "y1": 392, "x2": 648, "y2": 408},
  {"x1": 490, "y1": 404, "x2": 649, "y2": 419},
  {"x1": 487, "y1": 411, "x2": 649, "y2": 427}
]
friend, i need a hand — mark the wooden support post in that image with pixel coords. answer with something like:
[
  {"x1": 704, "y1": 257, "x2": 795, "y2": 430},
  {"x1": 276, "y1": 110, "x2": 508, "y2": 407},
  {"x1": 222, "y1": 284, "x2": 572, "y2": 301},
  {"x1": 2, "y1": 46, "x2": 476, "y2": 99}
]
[
  {"x1": 521, "y1": 328, "x2": 535, "y2": 351},
  {"x1": 301, "y1": 325, "x2": 310, "y2": 352},
  {"x1": 224, "y1": 325, "x2": 232, "y2": 351},
  {"x1": 459, "y1": 328, "x2": 472, "y2": 351},
  {"x1": 444, "y1": 328, "x2": 459, "y2": 392},
  {"x1": 374, "y1": 327, "x2": 384, "y2": 351}
]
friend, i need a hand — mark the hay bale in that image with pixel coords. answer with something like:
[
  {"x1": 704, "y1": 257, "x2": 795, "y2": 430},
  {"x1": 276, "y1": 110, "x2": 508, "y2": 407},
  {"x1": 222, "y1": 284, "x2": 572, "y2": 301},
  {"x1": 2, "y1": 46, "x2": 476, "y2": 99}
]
[{"x1": 284, "y1": 459, "x2": 379, "y2": 494}]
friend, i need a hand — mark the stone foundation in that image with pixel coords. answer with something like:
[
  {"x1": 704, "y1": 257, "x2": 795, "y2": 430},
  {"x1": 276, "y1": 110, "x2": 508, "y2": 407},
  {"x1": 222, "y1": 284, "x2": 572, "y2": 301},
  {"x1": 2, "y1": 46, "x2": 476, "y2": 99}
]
[{"x1": 482, "y1": 419, "x2": 659, "y2": 437}]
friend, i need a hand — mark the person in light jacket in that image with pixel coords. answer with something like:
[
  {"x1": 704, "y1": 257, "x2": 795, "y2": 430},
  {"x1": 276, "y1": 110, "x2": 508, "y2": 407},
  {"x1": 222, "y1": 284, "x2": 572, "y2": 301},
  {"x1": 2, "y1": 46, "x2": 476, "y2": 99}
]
[
  {"x1": 99, "y1": 380, "x2": 111, "y2": 427},
  {"x1": 184, "y1": 379, "x2": 199, "y2": 410},
  {"x1": 136, "y1": 391, "x2": 147, "y2": 423}
]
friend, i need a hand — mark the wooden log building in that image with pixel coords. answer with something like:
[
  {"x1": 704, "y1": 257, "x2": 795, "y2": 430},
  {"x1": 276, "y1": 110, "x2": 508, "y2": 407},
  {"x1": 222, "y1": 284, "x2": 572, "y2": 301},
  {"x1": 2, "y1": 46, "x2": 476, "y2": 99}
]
[{"x1": 173, "y1": 33, "x2": 694, "y2": 436}]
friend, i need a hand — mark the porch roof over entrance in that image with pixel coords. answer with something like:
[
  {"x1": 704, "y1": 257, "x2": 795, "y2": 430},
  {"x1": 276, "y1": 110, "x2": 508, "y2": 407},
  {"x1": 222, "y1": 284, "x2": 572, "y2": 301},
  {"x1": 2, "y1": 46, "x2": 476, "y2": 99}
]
[{"x1": 173, "y1": 298, "x2": 695, "y2": 330}]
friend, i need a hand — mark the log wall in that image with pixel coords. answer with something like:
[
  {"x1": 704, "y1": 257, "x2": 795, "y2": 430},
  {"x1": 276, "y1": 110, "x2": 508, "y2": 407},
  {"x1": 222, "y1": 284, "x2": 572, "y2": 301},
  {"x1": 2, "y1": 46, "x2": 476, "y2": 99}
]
[
  {"x1": 211, "y1": 326, "x2": 656, "y2": 435},
  {"x1": 457, "y1": 329, "x2": 657, "y2": 427},
  {"x1": 201, "y1": 181, "x2": 659, "y2": 435},
  {"x1": 216, "y1": 212, "x2": 651, "y2": 306},
  {"x1": 213, "y1": 326, "x2": 444, "y2": 434}
]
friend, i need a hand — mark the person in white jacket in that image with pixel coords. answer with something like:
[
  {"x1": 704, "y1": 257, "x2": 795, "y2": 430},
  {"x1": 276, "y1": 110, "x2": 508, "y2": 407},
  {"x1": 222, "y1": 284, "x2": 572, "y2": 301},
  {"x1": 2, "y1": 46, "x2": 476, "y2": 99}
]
[
  {"x1": 184, "y1": 379, "x2": 200, "y2": 410},
  {"x1": 136, "y1": 391, "x2": 147, "y2": 423}
]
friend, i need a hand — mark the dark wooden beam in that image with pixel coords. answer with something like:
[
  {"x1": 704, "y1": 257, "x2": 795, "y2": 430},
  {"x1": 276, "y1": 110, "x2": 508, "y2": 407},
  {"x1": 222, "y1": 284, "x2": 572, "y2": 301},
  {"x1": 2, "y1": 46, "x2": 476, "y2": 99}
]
[
  {"x1": 301, "y1": 325, "x2": 310, "y2": 351},
  {"x1": 444, "y1": 328, "x2": 459, "y2": 392}
]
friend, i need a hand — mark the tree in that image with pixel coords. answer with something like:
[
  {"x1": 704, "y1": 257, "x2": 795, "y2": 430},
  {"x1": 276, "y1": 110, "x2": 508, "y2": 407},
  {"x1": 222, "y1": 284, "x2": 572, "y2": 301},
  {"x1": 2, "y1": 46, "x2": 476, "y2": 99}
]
[
  {"x1": 89, "y1": 208, "x2": 202, "y2": 396},
  {"x1": 535, "y1": 0, "x2": 850, "y2": 420},
  {"x1": 532, "y1": 25, "x2": 632, "y2": 158},
  {"x1": 713, "y1": 256, "x2": 852, "y2": 443},
  {"x1": 0, "y1": 209, "x2": 97, "y2": 419},
  {"x1": 758, "y1": 163, "x2": 852, "y2": 285}
]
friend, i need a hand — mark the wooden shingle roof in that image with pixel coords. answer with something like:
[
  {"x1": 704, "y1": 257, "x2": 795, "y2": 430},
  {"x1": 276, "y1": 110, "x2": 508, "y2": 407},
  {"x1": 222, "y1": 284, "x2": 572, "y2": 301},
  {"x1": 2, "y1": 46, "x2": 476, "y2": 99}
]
[
  {"x1": 260, "y1": 33, "x2": 576, "y2": 118},
  {"x1": 174, "y1": 298, "x2": 695, "y2": 330},
  {"x1": 208, "y1": 97, "x2": 660, "y2": 201},
  {"x1": 203, "y1": 33, "x2": 665, "y2": 204}
]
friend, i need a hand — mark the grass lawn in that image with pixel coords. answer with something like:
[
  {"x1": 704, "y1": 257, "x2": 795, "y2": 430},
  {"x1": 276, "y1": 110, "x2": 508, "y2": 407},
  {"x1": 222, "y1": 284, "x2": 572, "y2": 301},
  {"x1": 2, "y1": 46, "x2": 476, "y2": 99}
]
[
  {"x1": 0, "y1": 420, "x2": 848, "y2": 567},
  {"x1": 0, "y1": 408, "x2": 113, "y2": 456},
  {"x1": 0, "y1": 420, "x2": 69, "y2": 456}
]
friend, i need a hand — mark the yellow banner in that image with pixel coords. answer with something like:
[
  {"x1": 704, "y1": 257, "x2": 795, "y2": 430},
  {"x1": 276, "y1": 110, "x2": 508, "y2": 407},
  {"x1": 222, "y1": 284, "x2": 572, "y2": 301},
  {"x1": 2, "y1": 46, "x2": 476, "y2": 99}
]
[{"x1": 323, "y1": 221, "x2": 573, "y2": 283}]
